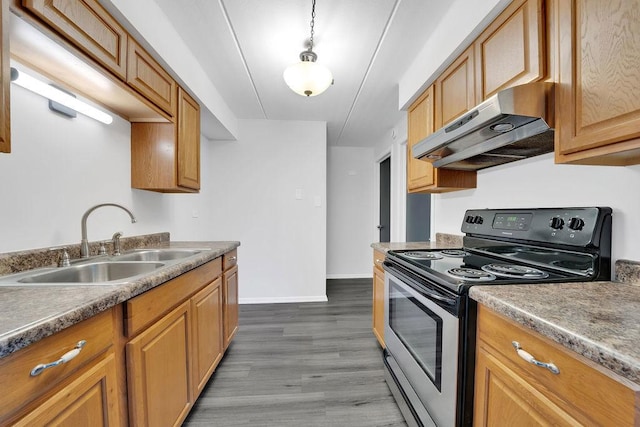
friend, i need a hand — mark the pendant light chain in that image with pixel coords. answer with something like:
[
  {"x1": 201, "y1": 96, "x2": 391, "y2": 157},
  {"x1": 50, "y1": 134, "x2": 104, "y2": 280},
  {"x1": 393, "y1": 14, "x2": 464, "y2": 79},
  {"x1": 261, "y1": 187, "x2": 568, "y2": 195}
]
[{"x1": 309, "y1": 0, "x2": 316, "y2": 51}]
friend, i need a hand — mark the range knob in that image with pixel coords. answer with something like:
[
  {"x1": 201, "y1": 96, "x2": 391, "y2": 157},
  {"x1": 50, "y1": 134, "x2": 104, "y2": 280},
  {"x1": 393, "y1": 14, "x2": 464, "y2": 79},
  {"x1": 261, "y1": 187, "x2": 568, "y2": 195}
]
[
  {"x1": 549, "y1": 217, "x2": 564, "y2": 229},
  {"x1": 465, "y1": 215, "x2": 475, "y2": 224},
  {"x1": 568, "y1": 217, "x2": 585, "y2": 231},
  {"x1": 473, "y1": 216, "x2": 483, "y2": 224}
]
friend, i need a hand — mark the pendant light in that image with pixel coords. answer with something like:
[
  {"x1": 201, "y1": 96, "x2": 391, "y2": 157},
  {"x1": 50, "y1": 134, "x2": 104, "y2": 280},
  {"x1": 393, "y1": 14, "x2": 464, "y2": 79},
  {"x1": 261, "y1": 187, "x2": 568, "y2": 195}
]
[{"x1": 283, "y1": 0, "x2": 333, "y2": 97}]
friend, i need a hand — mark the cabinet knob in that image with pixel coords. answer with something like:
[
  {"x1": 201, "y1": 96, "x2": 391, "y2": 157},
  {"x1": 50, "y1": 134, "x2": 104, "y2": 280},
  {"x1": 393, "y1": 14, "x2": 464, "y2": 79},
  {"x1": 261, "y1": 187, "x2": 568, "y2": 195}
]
[
  {"x1": 512, "y1": 341, "x2": 559, "y2": 375},
  {"x1": 30, "y1": 340, "x2": 86, "y2": 376}
]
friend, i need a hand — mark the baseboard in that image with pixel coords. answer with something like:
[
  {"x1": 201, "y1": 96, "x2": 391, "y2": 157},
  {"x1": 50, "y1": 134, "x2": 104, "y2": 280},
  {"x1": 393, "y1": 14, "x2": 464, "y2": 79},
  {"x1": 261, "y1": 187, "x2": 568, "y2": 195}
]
[
  {"x1": 239, "y1": 295, "x2": 329, "y2": 304},
  {"x1": 326, "y1": 273, "x2": 372, "y2": 279}
]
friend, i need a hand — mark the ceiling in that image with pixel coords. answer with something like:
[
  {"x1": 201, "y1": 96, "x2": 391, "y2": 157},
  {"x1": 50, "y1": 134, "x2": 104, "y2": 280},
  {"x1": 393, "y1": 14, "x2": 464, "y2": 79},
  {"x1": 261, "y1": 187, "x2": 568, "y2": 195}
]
[{"x1": 151, "y1": 0, "x2": 453, "y2": 147}]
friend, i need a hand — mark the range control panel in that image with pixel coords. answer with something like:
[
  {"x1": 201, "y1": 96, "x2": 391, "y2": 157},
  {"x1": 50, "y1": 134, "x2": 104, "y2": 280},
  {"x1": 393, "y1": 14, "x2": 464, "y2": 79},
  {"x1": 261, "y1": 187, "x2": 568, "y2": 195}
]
[{"x1": 461, "y1": 207, "x2": 612, "y2": 247}]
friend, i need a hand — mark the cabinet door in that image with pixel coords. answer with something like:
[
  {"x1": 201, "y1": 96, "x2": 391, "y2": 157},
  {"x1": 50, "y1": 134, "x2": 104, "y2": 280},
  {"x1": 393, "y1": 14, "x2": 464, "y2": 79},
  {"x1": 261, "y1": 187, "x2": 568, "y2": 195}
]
[
  {"x1": 191, "y1": 277, "x2": 223, "y2": 398},
  {"x1": 556, "y1": 0, "x2": 640, "y2": 164},
  {"x1": 372, "y1": 266, "x2": 385, "y2": 348},
  {"x1": 0, "y1": 0, "x2": 9, "y2": 153},
  {"x1": 407, "y1": 86, "x2": 435, "y2": 191},
  {"x1": 223, "y1": 265, "x2": 239, "y2": 350},
  {"x1": 177, "y1": 87, "x2": 200, "y2": 190},
  {"x1": 127, "y1": 38, "x2": 177, "y2": 116},
  {"x1": 23, "y1": 0, "x2": 128, "y2": 79},
  {"x1": 435, "y1": 46, "x2": 475, "y2": 128},
  {"x1": 474, "y1": 343, "x2": 579, "y2": 426},
  {"x1": 475, "y1": 0, "x2": 544, "y2": 101},
  {"x1": 13, "y1": 353, "x2": 120, "y2": 427},
  {"x1": 127, "y1": 300, "x2": 192, "y2": 427}
]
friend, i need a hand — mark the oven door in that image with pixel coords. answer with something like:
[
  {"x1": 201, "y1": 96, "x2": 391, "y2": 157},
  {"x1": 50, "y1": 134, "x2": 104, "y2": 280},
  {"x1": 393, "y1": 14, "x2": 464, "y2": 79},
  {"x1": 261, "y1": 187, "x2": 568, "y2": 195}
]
[{"x1": 384, "y1": 264, "x2": 461, "y2": 427}]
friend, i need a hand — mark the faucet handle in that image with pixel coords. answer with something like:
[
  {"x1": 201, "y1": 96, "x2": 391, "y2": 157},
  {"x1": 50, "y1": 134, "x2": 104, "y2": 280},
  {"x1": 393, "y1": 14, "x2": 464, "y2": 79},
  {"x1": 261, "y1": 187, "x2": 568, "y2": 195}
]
[
  {"x1": 49, "y1": 247, "x2": 71, "y2": 267},
  {"x1": 112, "y1": 231, "x2": 123, "y2": 256},
  {"x1": 98, "y1": 241, "x2": 107, "y2": 256}
]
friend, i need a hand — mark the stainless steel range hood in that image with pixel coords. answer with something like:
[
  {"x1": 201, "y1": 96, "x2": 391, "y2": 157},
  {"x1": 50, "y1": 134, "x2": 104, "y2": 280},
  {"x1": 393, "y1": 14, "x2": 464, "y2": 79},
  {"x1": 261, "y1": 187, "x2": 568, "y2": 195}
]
[{"x1": 413, "y1": 82, "x2": 555, "y2": 171}]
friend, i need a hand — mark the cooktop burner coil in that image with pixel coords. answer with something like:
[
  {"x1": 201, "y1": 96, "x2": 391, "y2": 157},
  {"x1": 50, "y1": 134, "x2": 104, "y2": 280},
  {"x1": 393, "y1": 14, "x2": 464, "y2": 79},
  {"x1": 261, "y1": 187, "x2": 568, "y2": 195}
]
[
  {"x1": 446, "y1": 267, "x2": 496, "y2": 282},
  {"x1": 403, "y1": 252, "x2": 444, "y2": 260},
  {"x1": 440, "y1": 249, "x2": 469, "y2": 258},
  {"x1": 481, "y1": 263, "x2": 549, "y2": 279}
]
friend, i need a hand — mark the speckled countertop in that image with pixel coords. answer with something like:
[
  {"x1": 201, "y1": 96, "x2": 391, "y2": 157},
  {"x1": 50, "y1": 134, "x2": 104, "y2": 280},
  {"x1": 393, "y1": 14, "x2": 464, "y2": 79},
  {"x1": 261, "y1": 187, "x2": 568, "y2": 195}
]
[
  {"x1": 371, "y1": 233, "x2": 463, "y2": 253},
  {"x1": 469, "y1": 279, "x2": 640, "y2": 386},
  {"x1": 0, "y1": 240, "x2": 239, "y2": 358}
]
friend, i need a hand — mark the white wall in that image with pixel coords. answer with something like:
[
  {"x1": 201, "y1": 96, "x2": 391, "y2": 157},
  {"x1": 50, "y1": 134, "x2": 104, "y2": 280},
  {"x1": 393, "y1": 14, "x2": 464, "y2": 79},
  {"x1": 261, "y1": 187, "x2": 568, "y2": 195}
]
[
  {"x1": 398, "y1": 0, "x2": 510, "y2": 109},
  {"x1": 2, "y1": 84, "x2": 328, "y2": 304},
  {"x1": 205, "y1": 119, "x2": 327, "y2": 303},
  {"x1": 433, "y1": 153, "x2": 640, "y2": 269},
  {"x1": 327, "y1": 146, "x2": 375, "y2": 278},
  {"x1": 0, "y1": 83, "x2": 216, "y2": 252}
]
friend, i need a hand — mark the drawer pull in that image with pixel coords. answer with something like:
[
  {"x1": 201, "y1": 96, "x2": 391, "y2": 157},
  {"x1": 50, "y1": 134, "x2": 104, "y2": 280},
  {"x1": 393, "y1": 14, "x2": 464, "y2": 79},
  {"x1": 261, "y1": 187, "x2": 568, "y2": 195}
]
[
  {"x1": 375, "y1": 259, "x2": 383, "y2": 264},
  {"x1": 30, "y1": 340, "x2": 87, "y2": 377},
  {"x1": 512, "y1": 341, "x2": 559, "y2": 375},
  {"x1": 228, "y1": 256, "x2": 237, "y2": 261}
]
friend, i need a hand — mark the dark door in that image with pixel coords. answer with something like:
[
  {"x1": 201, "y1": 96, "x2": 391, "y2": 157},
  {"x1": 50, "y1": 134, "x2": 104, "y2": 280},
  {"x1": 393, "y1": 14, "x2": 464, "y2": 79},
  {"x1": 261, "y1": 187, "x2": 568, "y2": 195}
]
[
  {"x1": 379, "y1": 157, "x2": 391, "y2": 242},
  {"x1": 406, "y1": 193, "x2": 430, "y2": 241}
]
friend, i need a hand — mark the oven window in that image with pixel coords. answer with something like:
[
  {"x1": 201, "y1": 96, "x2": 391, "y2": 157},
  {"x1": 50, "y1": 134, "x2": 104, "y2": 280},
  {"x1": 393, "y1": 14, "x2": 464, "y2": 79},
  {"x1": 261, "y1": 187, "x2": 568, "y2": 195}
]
[{"x1": 389, "y1": 282, "x2": 443, "y2": 391}]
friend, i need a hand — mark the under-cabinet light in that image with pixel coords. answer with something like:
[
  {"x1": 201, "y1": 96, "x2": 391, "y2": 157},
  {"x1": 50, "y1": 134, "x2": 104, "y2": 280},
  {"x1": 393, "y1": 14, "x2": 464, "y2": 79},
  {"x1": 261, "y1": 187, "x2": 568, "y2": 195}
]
[{"x1": 10, "y1": 67, "x2": 113, "y2": 124}]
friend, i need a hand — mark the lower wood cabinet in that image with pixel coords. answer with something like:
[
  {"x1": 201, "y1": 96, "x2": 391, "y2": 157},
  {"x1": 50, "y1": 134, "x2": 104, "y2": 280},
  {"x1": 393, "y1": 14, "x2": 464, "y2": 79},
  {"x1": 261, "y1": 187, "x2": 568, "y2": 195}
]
[
  {"x1": 372, "y1": 249, "x2": 385, "y2": 348},
  {"x1": 127, "y1": 300, "x2": 192, "y2": 427},
  {"x1": 191, "y1": 278, "x2": 223, "y2": 398},
  {"x1": 0, "y1": 308, "x2": 119, "y2": 426},
  {"x1": 124, "y1": 257, "x2": 225, "y2": 427},
  {"x1": 223, "y1": 264, "x2": 239, "y2": 350},
  {"x1": 13, "y1": 352, "x2": 120, "y2": 427},
  {"x1": 474, "y1": 305, "x2": 640, "y2": 426}
]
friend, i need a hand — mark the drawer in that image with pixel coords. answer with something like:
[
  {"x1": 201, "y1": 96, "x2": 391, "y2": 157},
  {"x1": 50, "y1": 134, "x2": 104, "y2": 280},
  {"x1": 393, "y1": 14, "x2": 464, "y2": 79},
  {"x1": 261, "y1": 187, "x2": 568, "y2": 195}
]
[
  {"x1": 373, "y1": 250, "x2": 385, "y2": 272},
  {"x1": 223, "y1": 249, "x2": 237, "y2": 270},
  {"x1": 477, "y1": 305, "x2": 639, "y2": 426},
  {"x1": 0, "y1": 308, "x2": 114, "y2": 420},
  {"x1": 125, "y1": 257, "x2": 222, "y2": 337}
]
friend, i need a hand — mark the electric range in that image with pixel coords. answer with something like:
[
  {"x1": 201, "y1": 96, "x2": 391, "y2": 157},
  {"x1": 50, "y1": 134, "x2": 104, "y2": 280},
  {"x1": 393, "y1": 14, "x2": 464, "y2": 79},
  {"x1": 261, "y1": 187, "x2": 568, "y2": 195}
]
[{"x1": 382, "y1": 207, "x2": 612, "y2": 427}]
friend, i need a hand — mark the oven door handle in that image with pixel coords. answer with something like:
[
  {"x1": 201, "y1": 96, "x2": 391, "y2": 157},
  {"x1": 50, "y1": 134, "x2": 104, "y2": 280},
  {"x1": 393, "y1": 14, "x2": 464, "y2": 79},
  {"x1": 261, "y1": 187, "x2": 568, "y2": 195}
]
[{"x1": 384, "y1": 261, "x2": 458, "y2": 308}]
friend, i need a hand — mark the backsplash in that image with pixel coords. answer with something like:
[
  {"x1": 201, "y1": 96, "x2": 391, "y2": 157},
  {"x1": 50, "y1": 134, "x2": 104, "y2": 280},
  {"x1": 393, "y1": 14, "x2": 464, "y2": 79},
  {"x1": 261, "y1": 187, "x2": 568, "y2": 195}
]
[
  {"x1": 0, "y1": 232, "x2": 170, "y2": 275},
  {"x1": 614, "y1": 260, "x2": 640, "y2": 285}
]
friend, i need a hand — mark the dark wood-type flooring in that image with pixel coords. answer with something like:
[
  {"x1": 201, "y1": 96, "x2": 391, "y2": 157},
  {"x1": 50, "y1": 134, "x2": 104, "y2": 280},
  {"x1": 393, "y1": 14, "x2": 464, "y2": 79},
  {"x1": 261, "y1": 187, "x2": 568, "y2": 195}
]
[{"x1": 184, "y1": 278, "x2": 407, "y2": 426}]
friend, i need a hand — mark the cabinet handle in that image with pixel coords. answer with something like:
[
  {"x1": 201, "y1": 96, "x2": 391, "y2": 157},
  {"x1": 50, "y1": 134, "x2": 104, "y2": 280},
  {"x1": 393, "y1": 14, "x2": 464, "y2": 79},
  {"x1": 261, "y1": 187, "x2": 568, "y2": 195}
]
[
  {"x1": 512, "y1": 341, "x2": 559, "y2": 375},
  {"x1": 30, "y1": 340, "x2": 87, "y2": 377},
  {"x1": 375, "y1": 259, "x2": 383, "y2": 265},
  {"x1": 229, "y1": 256, "x2": 237, "y2": 261}
]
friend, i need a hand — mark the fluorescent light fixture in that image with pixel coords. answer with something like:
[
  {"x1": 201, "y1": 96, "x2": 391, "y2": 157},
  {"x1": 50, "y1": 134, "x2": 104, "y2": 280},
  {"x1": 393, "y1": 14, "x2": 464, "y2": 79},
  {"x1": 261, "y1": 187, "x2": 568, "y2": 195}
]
[{"x1": 10, "y1": 67, "x2": 113, "y2": 124}]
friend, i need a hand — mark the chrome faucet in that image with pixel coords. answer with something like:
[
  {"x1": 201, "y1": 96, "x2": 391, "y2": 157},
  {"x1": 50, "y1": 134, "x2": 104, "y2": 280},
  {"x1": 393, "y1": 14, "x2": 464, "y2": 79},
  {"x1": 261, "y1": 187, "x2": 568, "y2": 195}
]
[{"x1": 80, "y1": 204, "x2": 137, "y2": 258}]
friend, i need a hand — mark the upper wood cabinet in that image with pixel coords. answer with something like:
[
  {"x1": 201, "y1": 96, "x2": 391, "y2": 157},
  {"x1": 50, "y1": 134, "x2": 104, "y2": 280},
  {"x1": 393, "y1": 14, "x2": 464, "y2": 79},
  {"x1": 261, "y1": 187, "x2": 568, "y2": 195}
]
[
  {"x1": 22, "y1": 0, "x2": 128, "y2": 79},
  {"x1": 474, "y1": 0, "x2": 545, "y2": 101},
  {"x1": 0, "y1": 0, "x2": 9, "y2": 154},
  {"x1": 131, "y1": 87, "x2": 201, "y2": 193},
  {"x1": 127, "y1": 38, "x2": 177, "y2": 117},
  {"x1": 177, "y1": 88, "x2": 201, "y2": 190},
  {"x1": 555, "y1": 0, "x2": 640, "y2": 165},
  {"x1": 407, "y1": 85, "x2": 477, "y2": 193},
  {"x1": 407, "y1": 86, "x2": 435, "y2": 191},
  {"x1": 435, "y1": 46, "x2": 476, "y2": 129}
]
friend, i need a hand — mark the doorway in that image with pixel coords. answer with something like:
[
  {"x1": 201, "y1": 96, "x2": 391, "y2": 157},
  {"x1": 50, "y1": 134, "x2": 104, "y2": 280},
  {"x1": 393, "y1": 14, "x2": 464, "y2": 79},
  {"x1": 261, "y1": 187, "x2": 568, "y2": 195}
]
[
  {"x1": 406, "y1": 192, "x2": 430, "y2": 241},
  {"x1": 378, "y1": 157, "x2": 391, "y2": 242}
]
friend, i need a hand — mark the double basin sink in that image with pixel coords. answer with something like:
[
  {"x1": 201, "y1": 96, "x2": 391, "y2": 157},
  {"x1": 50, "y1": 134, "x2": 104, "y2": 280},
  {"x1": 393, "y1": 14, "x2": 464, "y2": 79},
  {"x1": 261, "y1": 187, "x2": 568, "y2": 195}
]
[{"x1": 0, "y1": 248, "x2": 210, "y2": 286}]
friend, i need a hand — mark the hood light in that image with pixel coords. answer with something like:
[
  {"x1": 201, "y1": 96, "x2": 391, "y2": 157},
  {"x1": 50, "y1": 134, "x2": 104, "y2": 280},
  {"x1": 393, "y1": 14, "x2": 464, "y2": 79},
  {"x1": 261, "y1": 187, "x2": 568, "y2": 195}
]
[{"x1": 490, "y1": 123, "x2": 515, "y2": 133}]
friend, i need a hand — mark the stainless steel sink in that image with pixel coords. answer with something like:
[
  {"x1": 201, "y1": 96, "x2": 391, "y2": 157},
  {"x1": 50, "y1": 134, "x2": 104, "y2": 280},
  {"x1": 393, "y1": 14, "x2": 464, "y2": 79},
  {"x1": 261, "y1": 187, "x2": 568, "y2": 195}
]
[
  {"x1": 16, "y1": 261, "x2": 165, "y2": 284},
  {"x1": 115, "y1": 249, "x2": 203, "y2": 262}
]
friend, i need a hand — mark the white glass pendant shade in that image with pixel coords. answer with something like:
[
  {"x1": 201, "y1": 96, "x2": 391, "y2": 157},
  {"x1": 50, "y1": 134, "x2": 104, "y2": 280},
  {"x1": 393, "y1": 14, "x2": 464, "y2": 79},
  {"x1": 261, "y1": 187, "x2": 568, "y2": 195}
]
[{"x1": 283, "y1": 55, "x2": 333, "y2": 97}]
